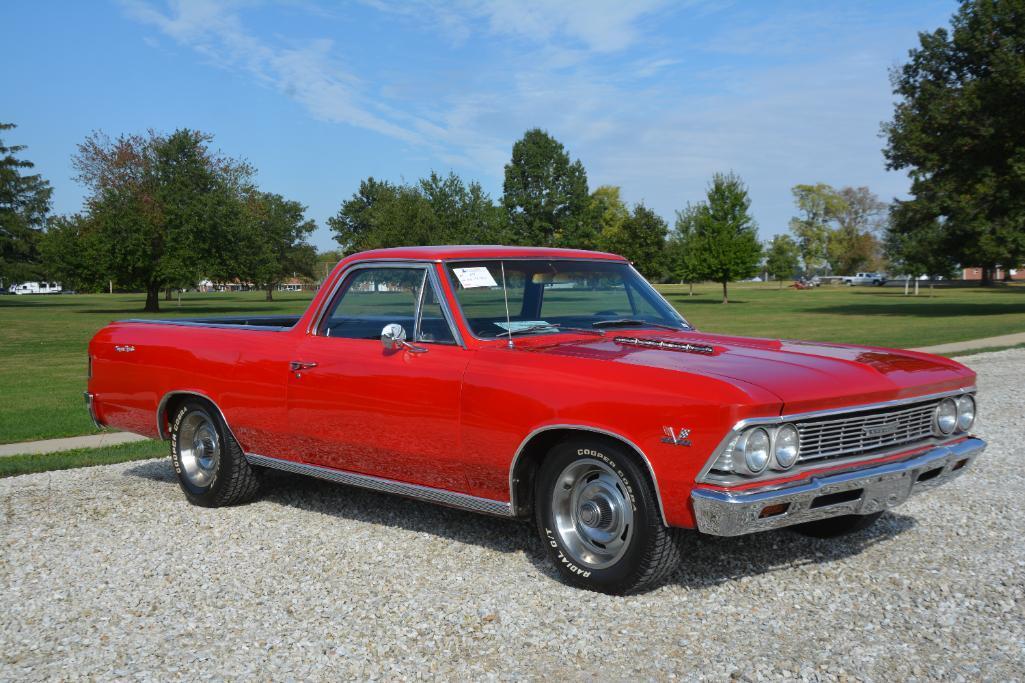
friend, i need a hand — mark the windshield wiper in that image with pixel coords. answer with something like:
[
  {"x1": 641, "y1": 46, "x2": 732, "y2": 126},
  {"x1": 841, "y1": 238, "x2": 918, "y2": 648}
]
[
  {"x1": 592, "y1": 318, "x2": 689, "y2": 332},
  {"x1": 502, "y1": 324, "x2": 602, "y2": 336}
]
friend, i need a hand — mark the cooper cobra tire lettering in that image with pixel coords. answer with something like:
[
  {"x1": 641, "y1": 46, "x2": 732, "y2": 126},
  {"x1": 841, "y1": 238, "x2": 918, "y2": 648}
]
[
  {"x1": 538, "y1": 438, "x2": 683, "y2": 594},
  {"x1": 576, "y1": 447, "x2": 637, "y2": 511}
]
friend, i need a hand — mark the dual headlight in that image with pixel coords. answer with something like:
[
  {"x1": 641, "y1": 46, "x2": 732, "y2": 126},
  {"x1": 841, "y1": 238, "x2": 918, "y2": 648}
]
[
  {"x1": 934, "y1": 395, "x2": 975, "y2": 436},
  {"x1": 728, "y1": 424, "x2": 800, "y2": 475}
]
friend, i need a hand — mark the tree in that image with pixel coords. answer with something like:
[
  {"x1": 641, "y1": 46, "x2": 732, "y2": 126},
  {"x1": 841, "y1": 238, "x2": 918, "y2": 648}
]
[
  {"x1": 502, "y1": 129, "x2": 589, "y2": 247},
  {"x1": 788, "y1": 183, "x2": 844, "y2": 275},
  {"x1": 666, "y1": 204, "x2": 705, "y2": 295},
  {"x1": 765, "y1": 234, "x2": 801, "y2": 288},
  {"x1": 0, "y1": 123, "x2": 53, "y2": 288},
  {"x1": 588, "y1": 186, "x2": 629, "y2": 252},
  {"x1": 226, "y1": 192, "x2": 317, "y2": 301},
  {"x1": 418, "y1": 171, "x2": 505, "y2": 245},
  {"x1": 328, "y1": 172, "x2": 505, "y2": 252},
  {"x1": 600, "y1": 202, "x2": 668, "y2": 278},
  {"x1": 690, "y1": 172, "x2": 762, "y2": 304},
  {"x1": 39, "y1": 214, "x2": 107, "y2": 292},
  {"x1": 883, "y1": 0, "x2": 1025, "y2": 284},
  {"x1": 72, "y1": 129, "x2": 252, "y2": 312},
  {"x1": 826, "y1": 187, "x2": 887, "y2": 274},
  {"x1": 885, "y1": 201, "x2": 958, "y2": 295}
]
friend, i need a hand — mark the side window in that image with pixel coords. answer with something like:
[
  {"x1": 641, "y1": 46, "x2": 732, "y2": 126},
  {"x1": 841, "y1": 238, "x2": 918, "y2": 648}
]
[
  {"x1": 416, "y1": 280, "x2": 456, "y2": 344},
  {"x1": 320, "y1": 267, "x2": 455, "y2": 344}
]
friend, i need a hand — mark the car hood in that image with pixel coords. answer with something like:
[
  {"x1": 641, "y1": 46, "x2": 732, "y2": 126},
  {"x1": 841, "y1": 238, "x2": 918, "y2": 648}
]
[{"x1": 524, "y1": 331, "x2": 974, "y2": 414}]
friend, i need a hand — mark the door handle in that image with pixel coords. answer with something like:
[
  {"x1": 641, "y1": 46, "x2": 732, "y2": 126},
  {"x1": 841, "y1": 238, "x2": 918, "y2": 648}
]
[{"x1": 290, "y1": 361, "x2": 318, "y2": 372}]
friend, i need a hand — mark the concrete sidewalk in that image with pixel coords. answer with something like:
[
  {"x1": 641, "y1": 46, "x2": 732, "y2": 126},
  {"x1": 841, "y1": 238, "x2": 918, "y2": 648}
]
[
  {"x1": 910, "y1": 331, "x2": 1025, "y2": 355},
  {"x1": 0, "y1": 432, "x2": 151, "y2": 457}
]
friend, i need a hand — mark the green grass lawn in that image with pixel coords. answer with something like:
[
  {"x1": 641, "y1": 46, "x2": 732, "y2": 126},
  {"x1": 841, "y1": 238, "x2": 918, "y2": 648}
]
[
  {"x1": 663, "y1": 281, "x2": 1025, "y2": 348},
  {"x1": 1, "y1": 282, "x2": 1023, "y2": 445},
  {"x1": 0, "y1": 291, "x2": 314, "y2": 445},
  {"x1": 0, "y1": 439, "x2": 167, "y2": 478}
]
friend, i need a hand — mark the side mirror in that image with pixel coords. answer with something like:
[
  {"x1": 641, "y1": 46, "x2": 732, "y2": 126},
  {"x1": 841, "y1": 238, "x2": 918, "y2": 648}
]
[{"x1": 381, "y1": 323, "x2": 427, "y2": 353}]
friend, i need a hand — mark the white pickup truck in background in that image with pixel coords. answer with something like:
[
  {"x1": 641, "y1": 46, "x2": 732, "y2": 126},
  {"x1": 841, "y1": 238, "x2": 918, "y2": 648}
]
[{"x1": 842, "y1": 272, "x2": 887, "y2": 286}]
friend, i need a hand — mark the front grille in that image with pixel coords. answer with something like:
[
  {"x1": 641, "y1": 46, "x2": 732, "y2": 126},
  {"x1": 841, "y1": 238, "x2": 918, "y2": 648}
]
[{"x1": 796, "y1": 400, "x2": 939, "y2": 463}]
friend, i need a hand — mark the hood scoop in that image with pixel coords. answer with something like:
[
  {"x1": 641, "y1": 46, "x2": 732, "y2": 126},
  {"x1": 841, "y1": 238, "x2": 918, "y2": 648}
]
[{"x1": 613, "y1": 336, "x2": 716, "y2": 355}]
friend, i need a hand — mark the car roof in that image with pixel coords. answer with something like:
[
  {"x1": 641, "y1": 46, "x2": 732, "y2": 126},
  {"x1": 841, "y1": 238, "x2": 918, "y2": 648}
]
[{"x1": 349, "y1": 245, "x2": 627, "y2": 261}]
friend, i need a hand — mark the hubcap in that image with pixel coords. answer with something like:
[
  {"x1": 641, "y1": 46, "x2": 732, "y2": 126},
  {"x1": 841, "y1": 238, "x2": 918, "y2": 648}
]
[
  {"x1": 552, "y1": 459, "x2": 634, "y2": 569},
  {"x1": 178, "y1": 410, "x2": 220, "y2": 488}
]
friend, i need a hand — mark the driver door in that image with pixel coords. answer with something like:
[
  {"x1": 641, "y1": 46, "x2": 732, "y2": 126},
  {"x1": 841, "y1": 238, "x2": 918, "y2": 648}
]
[{"x1": 286, "y1": 263, "x2": 470, "y2": 492}]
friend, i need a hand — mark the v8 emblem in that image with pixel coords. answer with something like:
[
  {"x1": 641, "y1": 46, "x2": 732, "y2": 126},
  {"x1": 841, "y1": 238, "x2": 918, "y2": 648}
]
[{"x1": 662, "y1": 426, "x2": 692, "y2": 446}]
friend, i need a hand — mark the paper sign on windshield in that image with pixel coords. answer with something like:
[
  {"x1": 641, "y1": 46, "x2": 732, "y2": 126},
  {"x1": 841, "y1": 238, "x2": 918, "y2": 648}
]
[{"x1": 453, "y1": 267, "x2": 498, "y2": 289}]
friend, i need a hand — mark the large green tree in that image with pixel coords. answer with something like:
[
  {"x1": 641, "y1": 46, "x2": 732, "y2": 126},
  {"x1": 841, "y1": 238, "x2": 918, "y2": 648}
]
[
  {"x1": 0, "y1": 123, "x2": 53, "y2": 287},
  {"x1": 502, "y1": 129, "x2": 589, "y2": 247},
  {"x1": 225, "y1": 192, "x2": 317, "y2": 301},
  {"x1": 587, "y1": 185, "x2": 629, "y2": 252},
  {"x1": 788, "y1": 183, "x2": 844, "y2": 274},
  {"x1": 689, "y1": 172, "x2": 762, "y2": 304},
  {"x1": 328, "y1": 172, "x2": 504, "y2": 252},
  {"x1": 666, "y1": 204, "x2": 705, "y2": 295},
  {"x1": 72, "y1": 129, "x2": 252, "y2": 311},
  {"x1": 827, "y1": 186, "x2": 887, "y2": 274},
  {"x1": 885, "y1": 201, "x2": 959, "y2": 294},
  {"x1": 883, "y1": 0, "x2": 1025, "y2": 283},
  {"x1": 600, "y1": 202, "x2": 668, "y2": 278},
  {"x1": 39, "y1": 214, "x2": 107, "y2": 292},
  {"x1": 765, "y1": 234, "x2": 801, "y2": 288}
]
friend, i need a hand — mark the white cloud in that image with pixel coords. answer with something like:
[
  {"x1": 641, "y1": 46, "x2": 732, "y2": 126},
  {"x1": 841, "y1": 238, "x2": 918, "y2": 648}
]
[
  {"x1": 120, "y1": 0, "x2": 425, "y2": 144},
  {"x1": 120, "y1": 0, "x2": 917, "y2": 240}
]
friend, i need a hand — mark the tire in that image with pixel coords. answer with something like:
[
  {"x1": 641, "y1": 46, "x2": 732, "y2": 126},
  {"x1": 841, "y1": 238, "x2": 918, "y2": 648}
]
[
  {"x1": 534, "y1": 438, "x2": 683, "y2": 594},
  {"x1": 170, "y1": 400, "x2": 262, "y2": 507},
  {"x1": 791, "y1": 511, "x2": 884, "y2": 538}
]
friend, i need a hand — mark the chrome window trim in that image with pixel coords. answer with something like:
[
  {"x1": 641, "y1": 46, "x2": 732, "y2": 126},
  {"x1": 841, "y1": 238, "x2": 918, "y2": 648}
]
[
  {"x1": 696, "y1": 386, "x2": 978, "y2": 486},
  {"x1": 509, "y1": 424, "x2": 669, "y2": 526},
  {"x1": 246, "y1": 453, "x2": 513, "y2": 517},
  {"x1": 119, "y1": 318, "x2": 296, "y2": 331},
  {"x1": 440, "y1": 258, "x2": 692, "y2": 343},
  {"x1": 310, "y1": 261, "x2": 464, "y2": 348}
]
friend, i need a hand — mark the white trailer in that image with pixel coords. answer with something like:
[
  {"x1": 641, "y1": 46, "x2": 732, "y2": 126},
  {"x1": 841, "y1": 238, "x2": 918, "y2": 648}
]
[{"x1": 10, "y1": 281, "x2": 62, "y2": 295}]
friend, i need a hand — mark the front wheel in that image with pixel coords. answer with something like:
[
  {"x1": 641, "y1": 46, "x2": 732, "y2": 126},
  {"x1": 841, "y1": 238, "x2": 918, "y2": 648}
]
[
  {"x1": 534, "y1": 439, "x2": 683, "y2": 594},
  {"x1": 170, "y1": 400, "x2": 262, "y2": 507}
]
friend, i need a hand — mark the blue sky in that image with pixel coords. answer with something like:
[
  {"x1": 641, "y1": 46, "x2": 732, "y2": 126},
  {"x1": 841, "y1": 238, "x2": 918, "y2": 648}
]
[{"x1": 4, "y1": 1, "x2": 956, "y2": 252}]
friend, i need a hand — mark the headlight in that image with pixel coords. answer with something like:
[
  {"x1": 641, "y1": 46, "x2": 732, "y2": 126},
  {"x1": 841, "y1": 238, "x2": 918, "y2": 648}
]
[
  {"x1": 934, "y1": 397, "x2": 957, "y2": 435},
  {"x1": 734, "y1": 427, "x2": 770, "y2": 474},
  {"x1": 956, "y1": 395, "x2": 976, "y2": 432},
  {"x1": 773, "y1": 424, "x2": 800, "y2": 469}
]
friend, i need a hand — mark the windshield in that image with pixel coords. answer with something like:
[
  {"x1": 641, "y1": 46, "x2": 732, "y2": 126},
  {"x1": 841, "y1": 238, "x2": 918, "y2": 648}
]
[{"x1": 445, "y1": 259, "x2": 689, "y2": 339}]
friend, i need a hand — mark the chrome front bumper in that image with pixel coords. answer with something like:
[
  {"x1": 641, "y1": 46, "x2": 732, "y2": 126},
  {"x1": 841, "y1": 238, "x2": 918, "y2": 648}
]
[{"x1": 691, "y1": 437, "x2": 985, "y2": 536}]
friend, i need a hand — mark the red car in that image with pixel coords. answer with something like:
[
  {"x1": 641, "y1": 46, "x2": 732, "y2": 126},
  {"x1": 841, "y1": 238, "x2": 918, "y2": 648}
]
[{"x1": 86, "y1": 246, "x2": 984, "y2": 593}]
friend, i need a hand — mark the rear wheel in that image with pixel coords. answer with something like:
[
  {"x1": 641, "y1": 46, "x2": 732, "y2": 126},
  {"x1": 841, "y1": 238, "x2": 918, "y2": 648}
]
[
  {"x1": 170, "y1": 400, "x2": 261, "y2": 507},
  {"x1": 534, "y1": 438, "x2": 683, "y2": 594},
  {"x1": 791, "y1": 511, "x2": 884, "y2": 538}
]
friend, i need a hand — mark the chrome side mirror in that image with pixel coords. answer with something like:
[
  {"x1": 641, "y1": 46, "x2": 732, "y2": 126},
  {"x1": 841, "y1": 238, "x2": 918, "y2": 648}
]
[{"x1": 381, "y1": 323, "x2": 427, "y2": 353}]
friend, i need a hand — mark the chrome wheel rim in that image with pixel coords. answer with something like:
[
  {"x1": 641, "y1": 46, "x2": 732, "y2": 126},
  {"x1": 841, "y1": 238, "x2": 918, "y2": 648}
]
[
  {"x1": 552, "y1": 458, "x2": 634, "y2": 569},
  {"x1": 178, "y1": 410, "x2": 220, "y2": 488}
]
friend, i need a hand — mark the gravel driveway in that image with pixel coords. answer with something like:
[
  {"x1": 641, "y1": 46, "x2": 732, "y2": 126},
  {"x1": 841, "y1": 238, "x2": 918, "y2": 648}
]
[{"x1": 2, "y1": 350, "x2": 1023, "y2": 680}]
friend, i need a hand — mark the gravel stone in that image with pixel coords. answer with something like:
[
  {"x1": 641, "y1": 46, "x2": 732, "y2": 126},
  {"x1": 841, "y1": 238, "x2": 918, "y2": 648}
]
[{"x1": 1, "y1": 349, "x2": 1023, "y2": 680}]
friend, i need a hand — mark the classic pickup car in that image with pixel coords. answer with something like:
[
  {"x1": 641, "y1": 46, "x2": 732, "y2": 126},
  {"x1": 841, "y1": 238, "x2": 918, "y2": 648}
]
[{"x1": 86, "y1": 246, "x2": 984, "y2": 594}]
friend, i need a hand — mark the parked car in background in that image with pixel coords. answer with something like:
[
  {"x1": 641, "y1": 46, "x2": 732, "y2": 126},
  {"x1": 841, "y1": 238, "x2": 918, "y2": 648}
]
[
  {"x1": 86, "y1": 246, "x2": 984, "y2": 594},
  {"x1": 842, "y1": 272, "x2": 887, "y2": 286},
  {"x1": 9, "y1": 281, "x2": 63, "y2": 295}
]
